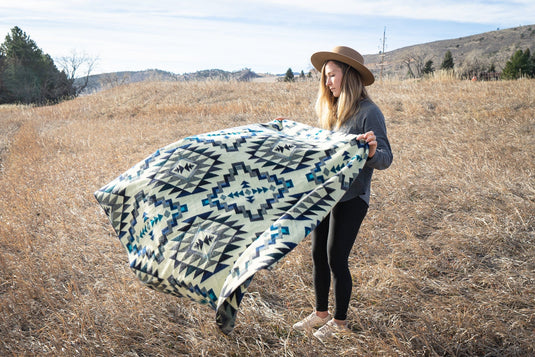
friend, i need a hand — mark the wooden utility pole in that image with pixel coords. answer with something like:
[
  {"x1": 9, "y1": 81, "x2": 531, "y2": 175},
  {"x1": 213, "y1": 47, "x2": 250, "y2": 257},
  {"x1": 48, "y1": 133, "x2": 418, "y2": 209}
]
[{"x1": 380, "y1": 27, "x2": 386, "y2": 80}]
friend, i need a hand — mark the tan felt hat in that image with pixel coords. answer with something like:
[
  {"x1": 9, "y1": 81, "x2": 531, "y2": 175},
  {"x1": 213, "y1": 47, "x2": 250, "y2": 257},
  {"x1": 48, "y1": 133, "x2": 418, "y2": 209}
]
[{"x1": 311, "y1": 46, "x2": 374, "y2": 86}]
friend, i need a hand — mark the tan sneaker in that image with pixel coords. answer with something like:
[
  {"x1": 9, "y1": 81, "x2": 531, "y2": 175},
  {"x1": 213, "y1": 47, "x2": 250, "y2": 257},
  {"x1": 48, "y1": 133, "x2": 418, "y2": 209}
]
[
  {"x1": 292, "y1": 312, "x2": 331, "y2": 331},
  {"x1": 313, "y1": 319, "x2": 350, "y2": 342}
]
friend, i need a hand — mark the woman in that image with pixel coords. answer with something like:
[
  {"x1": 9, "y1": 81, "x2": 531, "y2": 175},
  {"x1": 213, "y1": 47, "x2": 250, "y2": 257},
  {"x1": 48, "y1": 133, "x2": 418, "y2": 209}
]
[{"x1": 292, "y1": 46, "x2": 393, "y2": 342}]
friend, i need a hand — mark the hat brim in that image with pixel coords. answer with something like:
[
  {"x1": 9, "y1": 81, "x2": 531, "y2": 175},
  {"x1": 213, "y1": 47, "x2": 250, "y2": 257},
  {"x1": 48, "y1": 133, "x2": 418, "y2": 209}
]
[{"x1": 311, "y1": 51, "x2": 375, "y2": 86}]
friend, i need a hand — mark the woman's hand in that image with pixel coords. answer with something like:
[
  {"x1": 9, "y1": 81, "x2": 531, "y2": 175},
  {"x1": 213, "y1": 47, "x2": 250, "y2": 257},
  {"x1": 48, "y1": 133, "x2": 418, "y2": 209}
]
[{"x1": 357, "y1": 131, "x2": 377, "y2": 159}]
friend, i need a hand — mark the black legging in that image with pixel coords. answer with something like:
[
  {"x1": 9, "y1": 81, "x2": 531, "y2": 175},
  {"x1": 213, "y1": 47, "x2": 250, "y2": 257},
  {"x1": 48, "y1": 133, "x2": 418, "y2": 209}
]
[{"x1": 311, "y1": 197, "x2": 368, "y2": 320}]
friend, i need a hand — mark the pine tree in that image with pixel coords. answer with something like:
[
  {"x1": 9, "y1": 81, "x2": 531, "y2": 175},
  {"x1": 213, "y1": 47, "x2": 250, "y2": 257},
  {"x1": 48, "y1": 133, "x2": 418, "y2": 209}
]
[
  {"x1": 0, "y1": 26, "x2": 74, "y2": 104},
  {"x1": 501, "y1": 48, "x2": 534, "y2": 79},
  {"x1": 284, "y1": 68, "x2": 294, "y2": 82},
  {"x1": 440, "y1": 50, "x2": 454, "y2": 70},
  {"x1": 422, "y1": 60, "x2": 434, "y2": 75}
]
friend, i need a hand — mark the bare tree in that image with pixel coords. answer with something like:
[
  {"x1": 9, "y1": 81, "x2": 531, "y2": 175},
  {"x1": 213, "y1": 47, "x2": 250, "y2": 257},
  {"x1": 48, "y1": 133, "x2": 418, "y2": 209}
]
[
  {"x1": 403, "y1": 55, "x2": 416, "y2": 78},
  {"x1": 100, "y1": 72, "x2": 131, "y2": 90},
  {"x1": 403, "y1": 51, "x2": 434, "y2": 78},
  {"x1": 56, "y1": 50, "x2": 98, "y2": 96},
  {"x1": 458, "y1": 50, "x2": 491, "y2": 79}
]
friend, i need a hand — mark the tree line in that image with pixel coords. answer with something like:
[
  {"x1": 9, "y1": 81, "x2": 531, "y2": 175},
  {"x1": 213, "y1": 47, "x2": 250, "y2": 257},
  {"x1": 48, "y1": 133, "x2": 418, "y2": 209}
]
[
  {"x1": 282, "y1": 68, "x2": 313, "y2": 82},
  {"x1": 0, "y1": 26, "x2": 95, "y2": 105},
  {"x1": 285, "y1": 47, "x2": 534, "y2": 83},
  {"x1": 405, "y1": 48, "x2": 535, "y2": 80},
  {"x1": 1, "y1": 26, "x2": 534, "y2": 105}
]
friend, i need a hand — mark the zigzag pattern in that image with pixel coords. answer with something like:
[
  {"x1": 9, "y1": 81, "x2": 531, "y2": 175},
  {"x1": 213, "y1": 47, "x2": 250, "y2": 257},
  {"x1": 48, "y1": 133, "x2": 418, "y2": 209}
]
[{"x1": 94, "y1": 119, "x2": 368, "y2": 334}]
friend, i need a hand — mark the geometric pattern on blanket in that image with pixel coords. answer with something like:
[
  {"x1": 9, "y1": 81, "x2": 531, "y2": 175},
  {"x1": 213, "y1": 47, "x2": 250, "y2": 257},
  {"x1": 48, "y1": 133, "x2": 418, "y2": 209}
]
[{"x1": 94, "y1": 119, "x2": 368, "y2": 334}]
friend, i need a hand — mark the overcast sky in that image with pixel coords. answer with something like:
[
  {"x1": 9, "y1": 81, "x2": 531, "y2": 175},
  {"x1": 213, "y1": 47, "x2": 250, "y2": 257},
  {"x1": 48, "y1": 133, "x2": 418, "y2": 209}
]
[{"x1": 1, "y1": 0, "x2": 533, "y2": 75}]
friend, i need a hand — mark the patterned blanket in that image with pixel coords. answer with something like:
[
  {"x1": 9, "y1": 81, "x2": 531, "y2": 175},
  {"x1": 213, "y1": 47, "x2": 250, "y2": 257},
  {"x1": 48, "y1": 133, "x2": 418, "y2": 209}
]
[{"x1": 94, "y1": 119, "x2": 368, "y2": 333}]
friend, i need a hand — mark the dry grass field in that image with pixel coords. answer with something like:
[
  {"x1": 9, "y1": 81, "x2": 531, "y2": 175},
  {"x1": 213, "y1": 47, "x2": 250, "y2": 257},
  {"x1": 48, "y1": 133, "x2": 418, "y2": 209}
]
[{"x1": 0, "y1": 77, "x2": 533, "y2": 356}]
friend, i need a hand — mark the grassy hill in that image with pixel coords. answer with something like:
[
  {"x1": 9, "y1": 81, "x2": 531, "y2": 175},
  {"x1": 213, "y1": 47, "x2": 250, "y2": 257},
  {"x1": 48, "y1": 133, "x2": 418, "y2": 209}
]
[
  {"x1": 0, "y1": 78, "x2": 534, "y2": 356},
  {"x1": 365, "y1": 24, "x2": 535, "y2": 79}
]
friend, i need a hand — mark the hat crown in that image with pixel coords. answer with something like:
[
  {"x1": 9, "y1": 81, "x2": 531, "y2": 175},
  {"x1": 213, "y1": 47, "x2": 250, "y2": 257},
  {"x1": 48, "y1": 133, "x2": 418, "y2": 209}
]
[{"x1": 331, "y1": 46, "x2": 364, "y2": 65}]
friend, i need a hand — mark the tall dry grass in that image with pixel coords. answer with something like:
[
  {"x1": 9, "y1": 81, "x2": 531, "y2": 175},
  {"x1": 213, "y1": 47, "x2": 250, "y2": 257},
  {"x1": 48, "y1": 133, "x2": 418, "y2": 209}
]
[{"x1": 0, "y1": 78, "x2": 533, "y2": 356}]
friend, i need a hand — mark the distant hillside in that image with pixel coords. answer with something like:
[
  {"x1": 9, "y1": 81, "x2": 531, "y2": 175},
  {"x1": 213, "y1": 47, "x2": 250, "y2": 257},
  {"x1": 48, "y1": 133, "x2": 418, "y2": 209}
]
[
  {"x1": 364, "y1": 24, "x2": 535, "y2": 79},
  {"x1": 76, "y1": 69, "x2": 178, "y2": 94},
  {"x1": 77, "y1": 68, "x2": 261, "y2": 94},
  {"x1": 180, "y1": 68, "x2": 259, "y2": 82}
]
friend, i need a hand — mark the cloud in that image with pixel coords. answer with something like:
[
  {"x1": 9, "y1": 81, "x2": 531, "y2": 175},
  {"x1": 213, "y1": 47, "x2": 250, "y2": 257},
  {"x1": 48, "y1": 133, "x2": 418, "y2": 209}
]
[{"x1": 259, "y1": 0, "x2": 535, "y2": 26}]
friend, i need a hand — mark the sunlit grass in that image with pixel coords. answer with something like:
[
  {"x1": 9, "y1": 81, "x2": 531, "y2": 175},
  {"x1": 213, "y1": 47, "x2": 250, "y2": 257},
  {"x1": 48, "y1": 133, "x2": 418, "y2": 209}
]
[{"x1": 1, "y1": 78, "x2": 534, "y2": 356}]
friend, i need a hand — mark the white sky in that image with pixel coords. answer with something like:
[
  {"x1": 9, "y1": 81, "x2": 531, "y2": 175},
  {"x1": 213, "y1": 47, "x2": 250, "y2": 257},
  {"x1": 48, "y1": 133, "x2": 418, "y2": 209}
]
[{"x1": 1, "y1": 0, "x2": 533, "y2": 75}]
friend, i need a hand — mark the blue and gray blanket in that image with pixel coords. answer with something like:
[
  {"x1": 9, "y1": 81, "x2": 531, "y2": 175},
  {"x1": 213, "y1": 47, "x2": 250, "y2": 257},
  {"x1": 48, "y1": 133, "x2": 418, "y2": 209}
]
[{"x1": 94, "y1": 119, "x2": 367, "y2": 333}]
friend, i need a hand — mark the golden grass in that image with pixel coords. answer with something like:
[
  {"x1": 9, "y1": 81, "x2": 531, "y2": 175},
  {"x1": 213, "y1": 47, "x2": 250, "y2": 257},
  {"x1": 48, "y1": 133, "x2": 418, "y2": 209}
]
[{"x1": 1, "y1": 78, "x2": 534, "y2": 356}]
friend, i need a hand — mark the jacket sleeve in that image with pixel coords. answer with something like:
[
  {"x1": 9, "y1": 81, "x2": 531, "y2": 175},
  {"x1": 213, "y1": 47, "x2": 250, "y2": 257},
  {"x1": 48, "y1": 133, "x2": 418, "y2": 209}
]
[{"x1": 363, "y1": 105, "x2": 393, "y2": 170}]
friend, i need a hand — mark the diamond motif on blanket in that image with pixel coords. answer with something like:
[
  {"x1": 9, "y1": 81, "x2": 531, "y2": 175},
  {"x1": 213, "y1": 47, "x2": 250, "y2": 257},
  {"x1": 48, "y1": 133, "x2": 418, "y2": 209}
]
[{"x1": 202, "y1": 162, "x2": 294, "y2": 221}]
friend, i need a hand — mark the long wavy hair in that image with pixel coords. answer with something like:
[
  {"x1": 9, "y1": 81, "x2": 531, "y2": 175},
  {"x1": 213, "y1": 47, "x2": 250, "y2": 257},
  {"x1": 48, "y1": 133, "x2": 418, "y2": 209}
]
[{"x1": 315, "y1": 60, "x2": 369, "y2": 130}]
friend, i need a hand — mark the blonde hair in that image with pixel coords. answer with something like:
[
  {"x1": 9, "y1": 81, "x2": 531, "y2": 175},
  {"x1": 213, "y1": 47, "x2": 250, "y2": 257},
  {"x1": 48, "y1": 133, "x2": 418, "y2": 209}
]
[{"x1": 315, "y1": 60, "x2": 369, "y2": 130}]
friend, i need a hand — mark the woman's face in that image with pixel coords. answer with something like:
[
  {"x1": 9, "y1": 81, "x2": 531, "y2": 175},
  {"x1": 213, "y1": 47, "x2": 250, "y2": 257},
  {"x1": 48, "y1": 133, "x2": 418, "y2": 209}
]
[{"x1": 324, "y1": 61, "x2": 343, "y2": 98}]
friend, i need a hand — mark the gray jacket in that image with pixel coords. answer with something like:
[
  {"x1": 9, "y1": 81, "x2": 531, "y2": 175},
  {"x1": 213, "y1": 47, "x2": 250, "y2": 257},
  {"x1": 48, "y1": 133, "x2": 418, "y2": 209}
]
[{"x1": 338, "y1": 99, "x2": 392, "y2": 205}]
